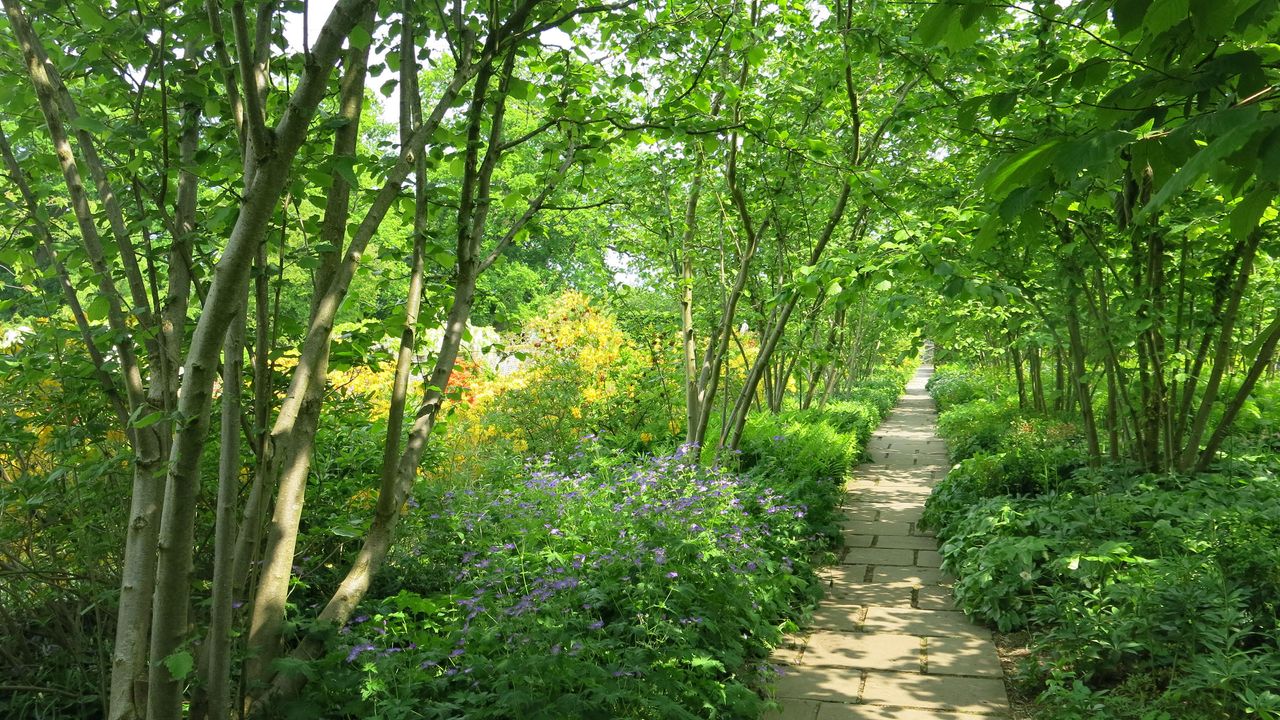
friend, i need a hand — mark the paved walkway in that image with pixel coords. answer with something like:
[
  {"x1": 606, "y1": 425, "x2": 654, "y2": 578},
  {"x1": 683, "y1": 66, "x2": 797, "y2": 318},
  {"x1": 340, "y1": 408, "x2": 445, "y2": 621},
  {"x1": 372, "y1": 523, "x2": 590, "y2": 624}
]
[{"x1": 767, "y1": 364, "x2": 1010, "y2": 719}]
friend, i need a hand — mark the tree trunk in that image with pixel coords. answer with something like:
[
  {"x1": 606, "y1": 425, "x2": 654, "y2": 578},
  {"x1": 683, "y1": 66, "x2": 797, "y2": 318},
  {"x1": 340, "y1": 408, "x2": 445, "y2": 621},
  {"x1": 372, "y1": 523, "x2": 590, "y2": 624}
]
[
  {"x1": 201, "y1": 301, "x2": 247, "y2": 720},
  {"x1": 1195, "y1": 312, "x2": 1280, "y2": 471},
  {"x1": 681, "y1": 153, "x2": 706, "y2": 441},
  {"x1": 244, "y1": 13, "x2": 376, "y2": 689},
  {"x1": 1178, "y1": 230, "x2": 1263, "y2": 471}
]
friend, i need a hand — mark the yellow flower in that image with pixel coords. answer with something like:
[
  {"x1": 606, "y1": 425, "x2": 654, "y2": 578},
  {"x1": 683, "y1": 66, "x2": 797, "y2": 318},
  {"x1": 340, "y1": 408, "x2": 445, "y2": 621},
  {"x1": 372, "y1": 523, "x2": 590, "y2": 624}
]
[
  {"x1": 570, "y1": 407, "x2": 583, "y2": 419},
  {"x1": 640, "y1": 432, "x2": 653, "y2": 443}
]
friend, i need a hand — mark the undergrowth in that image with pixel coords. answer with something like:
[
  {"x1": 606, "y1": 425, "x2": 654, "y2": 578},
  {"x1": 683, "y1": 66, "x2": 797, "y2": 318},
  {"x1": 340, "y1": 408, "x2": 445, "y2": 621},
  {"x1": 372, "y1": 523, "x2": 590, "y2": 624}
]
[{"x1": 922, "y1": 365, "x2": 1280, "y2": 720}]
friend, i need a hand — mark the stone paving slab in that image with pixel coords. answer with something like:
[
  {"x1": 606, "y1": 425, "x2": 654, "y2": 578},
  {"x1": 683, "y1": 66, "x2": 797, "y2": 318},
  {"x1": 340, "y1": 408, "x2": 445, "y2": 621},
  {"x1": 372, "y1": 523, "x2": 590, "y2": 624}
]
[
  {"x1": 769, "y1": 364, "x2": 1009, "y2": 718},
  {"x1": 820, "y1": 564, "x2": 870, "y2": 586},
  {"x1": 841, "y1": 521, "x2": 914, "y2": 536},
  {"x1": 808, "y1": 598, "x2": 867, "y2": 632},
  {"x1": 824, "y1": 583, "x2": 915, "y2": 607},
  {"x1": 915, "y1": 550, "x2": 943, "y2": 568},
  {"x1": 871, "y1": 566, "x2": 950, "y2": 586},
  {"x1": 869, "y1": 535, "x2": 938, "y2": 550},
  {"x1": 862, "y1": 607, "x2": 985, "y2": 638},
  {"x1": 816, "y1": 705, "x2": 1002, "y2": 720},
  {"x1": 803, "y1": 631, "x2": 921, "y2": 671},
  {"x1": 841, "y1": 533, "x2": 875, "y2": 548},
  {"x1": 843, "y1": 547, "x2": 915, "y2": 566},
  {"x1": 925, "y1": 636, "x2": 1005, "y2": 677},
  {"x1": 876, "y1": 508, "x2": 925, "y2": 524},
  {"x1": 860, "y1": 672, "x2": 1008, "y2": 714},
  {"x1": 774, "y1": 666, "x2": 863, "y2": 703},
  {"x1": 916, "y1": 586, "x2": 957, "y2": 611}
]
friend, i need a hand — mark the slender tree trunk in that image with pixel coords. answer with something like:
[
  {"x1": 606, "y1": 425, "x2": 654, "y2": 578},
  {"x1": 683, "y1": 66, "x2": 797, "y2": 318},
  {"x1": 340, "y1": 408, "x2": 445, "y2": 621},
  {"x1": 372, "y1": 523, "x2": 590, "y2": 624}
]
[
  {"x1": 723, "y1": 191, "x2": 855, "y2": 452},
  {"x1": 1028, "y1": 345, "x2": 1045, "y2": 412},
  {"x1": 681, "y1": 153, "x2": 706, "y2": 441},
  {"x1": 201, "y1": 301, "x2": 247, "y2": 720},
  {"x1": 1179, "y1": 230, "x2": 1264, "y2": 470},
  {"x1": 253, "y1": 34, "x2": 560, "y2": 707},
  {"x1": 244, "y1": 14, "x2": 375, "y2": 689},
  {"x1": 1174, "y1": 233, "x2": 1254, "y2": 454},
  {"x1": 1195, "y1": 312, "x2": 1280, "y2": 471},
  {"x1": 2, "y1": 7, "x2": 170, "y2": 716},
  {"x1": 145, "y1": 3, "x2": 376, "y2": 716},
  {"x1": 1053, "y1": 346, "x2": 1065, "y2": 412},
  {"x1": 1010, "y1": 334, "x2": 1027, "y2": 410}
]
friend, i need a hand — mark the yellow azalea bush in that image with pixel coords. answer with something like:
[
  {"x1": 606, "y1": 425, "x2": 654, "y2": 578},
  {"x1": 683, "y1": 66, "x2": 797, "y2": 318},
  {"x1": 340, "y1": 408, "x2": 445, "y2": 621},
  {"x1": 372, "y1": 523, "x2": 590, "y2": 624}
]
[{"x1": 423, "y1": 292, "x2": 683, "y2": 486}]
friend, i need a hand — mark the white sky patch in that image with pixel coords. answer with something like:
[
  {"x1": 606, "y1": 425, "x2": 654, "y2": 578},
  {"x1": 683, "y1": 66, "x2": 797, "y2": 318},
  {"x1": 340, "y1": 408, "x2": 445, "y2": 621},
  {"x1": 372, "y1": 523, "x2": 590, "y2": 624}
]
[
  {"x1": 604, "y1": 248, "x2": 643, "y2": 287},
  {"x1": 929, "y1": 146, "x2": 951, "y2": 162}
]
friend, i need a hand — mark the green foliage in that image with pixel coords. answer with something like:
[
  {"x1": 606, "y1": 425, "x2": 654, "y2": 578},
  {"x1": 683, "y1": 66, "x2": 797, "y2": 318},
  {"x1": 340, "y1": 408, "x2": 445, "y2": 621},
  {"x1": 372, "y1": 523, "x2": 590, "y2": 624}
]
[
  {"x1": 925, "y1": 371, "x2": 1280, "y2": 719},
  {"x1": 934, "y1": 399, "x2": 1019, "y2": 462},
  {"x1": 926, "y1": 365, "x2": 1010, "y2": 412}
]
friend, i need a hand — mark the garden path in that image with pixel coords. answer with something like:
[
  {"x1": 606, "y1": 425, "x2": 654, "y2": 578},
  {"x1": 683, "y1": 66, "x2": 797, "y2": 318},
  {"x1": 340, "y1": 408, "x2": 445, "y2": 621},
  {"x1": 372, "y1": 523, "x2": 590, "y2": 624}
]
[{"x1": 766, "y1": 364, "x2": 1011, "y2": 719}]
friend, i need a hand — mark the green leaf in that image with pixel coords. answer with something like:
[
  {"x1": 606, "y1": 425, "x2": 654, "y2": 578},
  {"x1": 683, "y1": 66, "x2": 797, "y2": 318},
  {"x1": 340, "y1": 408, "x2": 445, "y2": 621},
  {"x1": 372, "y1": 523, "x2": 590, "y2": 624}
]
[
  {"x1": 508, "y1": 78, "x2": 533, "y2": 101},
  {"x1": 1189, "y1": 0, "x2": 1237, "y2": 36},
  {"x1": 77, "y1": 1, "x2": 108, "y2": 30},
  {"x1": 68, "y1": 115, "x2": 110, "y2": 135},
  {"x1": 331, "y1": 524, "x2": 361, "y2": 538},
  {"x1": 348, "y1": 24, "x2": 372, "y2": 50},
  {"x1": 430, "y1": 248, "x2": 454, "y2": 268},
  {"x1": 133, "y1": 411, "x2": 166, "y2": 429},
  {"x1": 164, "y1": 650, "x2": 194, "y2": 681},
  {"x1": 985, "y1": 139, "x2": 1063, "y2": 199},
  {"x1": 987, "y1": 92, "x2": 1017, "y2": 120},
  {"x1": 1112, "y1": 0, "x2": 1153, "y2": 37},
  {"x1": 331, "y1": 156, "x2": 359, "y2": 187},
  {"x1": 1143, "y1": 0, "x2": 1188, "y2": 35},
  {"x1": 689, "y1": 655, "x2": 724, "y2": 672},
  {"x1": 1137, "y1": 109, "x2": 1274, "y2": 223},
  {"x1": 1228, "y1": 184, "x2": 1274, "y2": 240},
  {"x1": 915, "y1": 4, "x2": 959, "y2": 46},
  {"x1": 86, "y1": 295, "x2": 110, "y2": 322}
]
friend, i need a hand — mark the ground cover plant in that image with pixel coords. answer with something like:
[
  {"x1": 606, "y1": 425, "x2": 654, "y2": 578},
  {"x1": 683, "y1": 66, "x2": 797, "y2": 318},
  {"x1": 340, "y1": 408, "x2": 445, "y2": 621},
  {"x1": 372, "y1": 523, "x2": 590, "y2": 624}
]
[{"x1": 923, "y1": 364, "x2": 1280, "y2": 720}]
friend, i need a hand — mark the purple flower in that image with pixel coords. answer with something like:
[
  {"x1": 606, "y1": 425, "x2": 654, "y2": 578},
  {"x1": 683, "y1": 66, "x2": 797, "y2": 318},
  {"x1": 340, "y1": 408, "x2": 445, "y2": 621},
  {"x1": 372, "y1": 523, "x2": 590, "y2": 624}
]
[{"x1": 346, "y1": 643, "x2": 376, "y2": 663}]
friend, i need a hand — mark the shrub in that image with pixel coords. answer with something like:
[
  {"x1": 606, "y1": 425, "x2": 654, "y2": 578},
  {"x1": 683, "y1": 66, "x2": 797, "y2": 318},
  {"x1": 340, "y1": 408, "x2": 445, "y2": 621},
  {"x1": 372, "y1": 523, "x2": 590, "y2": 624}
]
[
  {"x1": 934, "y1": 398, "x2": 1020, "y2": 462},
  {"x1": 926, "y1": 365, "x2": 1008, "y2": 411}
]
